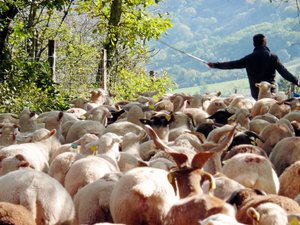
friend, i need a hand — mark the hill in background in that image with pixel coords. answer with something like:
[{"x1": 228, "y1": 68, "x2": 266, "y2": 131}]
[{"x1": 147, "y1": 0, "x2": 300, "y2": 95}]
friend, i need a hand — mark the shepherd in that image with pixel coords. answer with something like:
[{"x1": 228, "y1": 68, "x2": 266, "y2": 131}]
[{"x1": 207, "y1": 33, "x2": 300, "y2": 100}]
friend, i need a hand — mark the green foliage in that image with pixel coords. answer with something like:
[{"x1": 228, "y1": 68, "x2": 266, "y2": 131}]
[
  {"x1": 0, "y1": 58, "x2": 71, "y2": 113},
  {"x1": 111, "y1": 68, "x2": 177, "y2": 101},
  {"x1": 0, "y1": 0, "x2": 175, "y2": 113},
  {"x1": 0, "y1": 81, "x2": 70, "y2": 114}
]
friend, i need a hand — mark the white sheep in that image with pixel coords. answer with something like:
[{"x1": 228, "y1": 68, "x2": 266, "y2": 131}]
[
  {"x1": 0, "y1": 129, "x2": 61, "y2": 173},
  {"x1": 18, "y1": 107, "x2": 39, "y2": 133},
  {"x1": 109, "y1": 167, "x2": 178, "y2": 225},
  {"x1": 48, "y1": 151, "x2": 85, "y2": 185},
  {"x1": 73, "y1": 172, "x2": 123, "y2": 224},
  {"x1": 0, "y1": 122, "x2": 18, "y2": 147},
  {"x1": 247, "y1": 202, "x2": 288, "y2": 225},
  {"x1": 222, "y1": 153, "x2": 279, "y2": 194},
  {"x1": 65, "y1": 120, "x2": 105, "y2": 143},
  {"x1": 64, "y1": 155, "x2": 119, "y2": 198},
  {"x1": 199, "y1": 214, "x2": 246, "y2": 225},
  {"x1": 0, "y1": 169, "x2": 75, "y2": 225}
]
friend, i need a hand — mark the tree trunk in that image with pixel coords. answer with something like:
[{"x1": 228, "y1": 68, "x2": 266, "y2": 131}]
[
  {"x1": 102, "y1": 0, "x2": 122, "y2": 87},
  {"x1": 0, "y1": 5, "x2": 18, "y2": 82}
]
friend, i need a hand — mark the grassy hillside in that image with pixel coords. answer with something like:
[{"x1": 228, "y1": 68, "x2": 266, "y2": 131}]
[
  {"x1": 148, "y1": 0, "x2": 300, "y2": 89},
  {"x1": 173, "y1": 78, "x2": 250, "y2": 96}
]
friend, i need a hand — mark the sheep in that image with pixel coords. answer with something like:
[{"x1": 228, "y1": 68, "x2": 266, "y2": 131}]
[
  {"x1": 70, "y1": 97, "x2": 89, "y2": 109},
  {"x1": 205, "y1": 98, "x2": 227, "y2": 116},
  {"x1": 109, "y1": 167, "x2": 178, "y2": 225},
  {"x1": 255, "y1": 81, "x2": 276, "y2": 100},
  {"x1": 64, "y1": 150, "x2": 120, "y2": 198},
  {"x1": 183, "y1": 108, "x2": 211, "y2": 128},
  {"x1": 268, "y1": 101, "x2": 291, "y2": 119},
  {"x1": 249, "y1": 118, "x2": 270, "y2": 135},
  {"x1": 49, "y1": 132, "x2": 100, "y2": 160},
  {"x1": 104, "y1": 120, "x2": 146, "y2": 137},
  {"x1": 269, "y1": 136, "x2": 300, "y2": 176},
  {"x1": 90, "y1": 88, "x2": 112, "y2": 106},
  {"x1": 196, "y1": 122, "x2": 223, "y2": 138},
  {"x1": 227, "y1": 108, "x2": 251, "y2": 129},
  {"x1": 226, "y1": 95, "x2": 255, "y2": 112},
  {"x1": 143, "y1": 124, "x2": 237, "y2": 225},
  {"x1": 118, "y1": 131, "x2": 146, "y2": 172},
  {"x1": 65, "y1": 107, "x2": 87, "y2": 119},
  {"x1": 278, "y1": 161, "x2": 300, "y2": 199},
  {"x1": 199, "y1": 213, "x2": 246, "y2": 225},
  {"x1": 139, "y1": 110, "x2": 175, "y2": 142},
  {"x1": 256, "y1": 122, "x2": 294, "y2": 156},
  {"x1": 40, "y1": 111, "x2": 65, "y2": 143},
  {"x1": 48, "y1": 152, "x2": 85, "y2": 185},
  {"x1": 207, "y1": 109, "x2": 234, "y2": 125},
  {"x1": 247, "y1": 202, "x2": 288, "y2": 225},
  {"x1": 135, "y1": 90, "x2": 159, "y2": 98},
  {"x1": 0, "y1": 154, "x2": 34, "y2": 175},
  {"x1": 0, "y1": 169, "x2": 75, "y2": 225},
  {"x1": 223, "y1": 144, "x2": 267, "y2": 161},
  {"x1": 202, "y1": 173, "x2": 245, "y2": 201},
  {"x1": 226, "y1": 130, "x2": 265, "y2": 152},
  {"x1": 65, "y1": 120, "x2": 105, "y2": 143},
  {"x1": 0, "y1": 122, "x2": 19, "y2": 147},
  {"x1": 64, "y1": 132, "x2": 122, "y2": 197},
  {"x1": 73, "y1": 172, "x2": 123, "y2": 225},
  {"x1": 0, "y1": 113, "x2": 19, "y2": 124},
  {"x1": 124, "y1": 104, "x2": 145, "y2": 126},
  {"x1": 0, "y1": 129, "x2": 61, "y2": 173},
  {"x1": 18, "y1": 107, "x2": 39, "y2": 133},
  {"x1": 0, "y1": 202, "x2": 36, "y2": 225},
  {"x1": 227, "y1": 188, "x2": 300, "y2": 224},
  {"x1": 85, "y1": 105, "x2": 112, "y2": 126},
  {"x1": 168, "y1": 111, "x2": 194, "y2": 141},
  {"x1": 251, "y1": 98, "x2": 277, "y2": 117},
  {"x1": 222, "y1": 153, "x2": 279, "y2": 194}
]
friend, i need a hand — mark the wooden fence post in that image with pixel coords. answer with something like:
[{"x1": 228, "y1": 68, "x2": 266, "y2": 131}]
[
  {"x1": 48, "y1": 40, "x2": 56, "y2": 82},
  {"x1": 96, "y1": 48, "x2": 108, "y2": 91},
  {"x1": 102, "y1": 49, "x2": 107, "y2": 91}
]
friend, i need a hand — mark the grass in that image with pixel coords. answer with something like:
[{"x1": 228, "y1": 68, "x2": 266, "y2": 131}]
[{"x1": 173, "y1": 78, "x2": 250, "y2": 96}]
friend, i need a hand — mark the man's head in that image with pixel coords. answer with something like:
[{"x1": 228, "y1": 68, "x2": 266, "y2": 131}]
[{"x1": 253, "y1": 33, "x2": 267, "y2": 47}]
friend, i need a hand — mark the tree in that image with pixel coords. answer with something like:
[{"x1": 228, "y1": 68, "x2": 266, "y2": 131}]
[
  {"x1": 0, "y1": 0, "x2": 175, "y2": 113},
  {"x1": 75, "y1": 0, "x2": 173, "y2": 88}
]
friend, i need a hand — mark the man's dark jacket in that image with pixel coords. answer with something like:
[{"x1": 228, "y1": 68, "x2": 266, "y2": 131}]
[{"x1": 211, "y1": 46, "x2": 298, "y2": 100}]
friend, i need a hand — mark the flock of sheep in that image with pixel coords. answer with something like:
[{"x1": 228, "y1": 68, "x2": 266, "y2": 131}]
[{"x1": 0, "y1": 81, "x2": 300, "y2": 225}]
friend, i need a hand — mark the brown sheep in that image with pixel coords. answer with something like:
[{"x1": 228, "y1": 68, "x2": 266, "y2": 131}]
[
  {"x1": 278, "y1": 161, "x2": 300, "y2": 199},
  {"x1": 269, "y1": 136, "x2": 300, "y2": 176},
  {"x1": 144, "y1": 124, "x2": 237, "y2": 225},
  {"x1": 227, "y1": 188, "x2": 300, "y2": 224},
  {"x1": 0, "y1": 202, "x2": 36, "y2": 225}
]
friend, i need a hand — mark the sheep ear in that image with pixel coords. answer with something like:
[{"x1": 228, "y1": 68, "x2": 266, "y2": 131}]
[
  {"x1": 167, "y1": 172, "x2": 177, "y2": 196},
  {"x1": 247, "y1": 207, "x2": 260, "y2": 222},
  {"x1": 255, "y1": 83, "x2": 260, "y2": 87},
  {"x1": 48, "y1": 129, "x2": 57, "y2": 137},
  {"x1": 58, "y1": 112, "x2": 64, "y2": 121},
  {"x1": 137, "y1": 160, "x2": 149, "y2": 167},
  {"x1": 15, "y1": 154, "x2": 31, "y2": 168},
  {"x1": 168, "y1": 152, "x2": 188, "y2": 169},
  {"x1": 191, "y1": 151, "x2": 215, "y2": 169}
]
